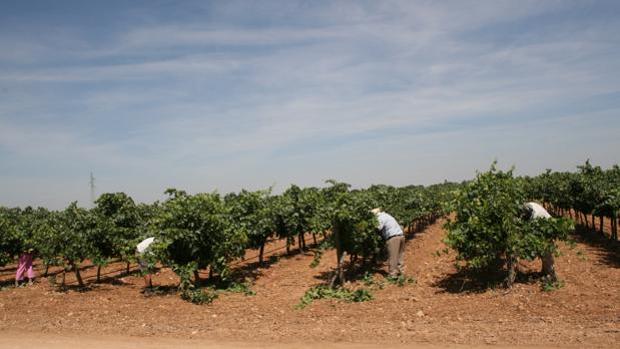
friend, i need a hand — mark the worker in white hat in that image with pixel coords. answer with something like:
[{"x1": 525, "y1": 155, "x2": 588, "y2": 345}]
[
  {"x1": 136, "y1": 237, "x2": 155, "y2": 288},
  {"x1": 371, "y1": 208, "x2": 405, "y2": 277},
  {"x1": 523, "y1": 202, "x2": 556, "y2": 280}
]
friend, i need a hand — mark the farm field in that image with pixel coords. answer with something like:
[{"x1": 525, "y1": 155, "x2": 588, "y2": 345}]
[
  {"x1": 1, "y1": 219, "x2": 618, "y2": 348},
  {"x1": 3, "y1": 1, "x2": 620, "y2": 347}
]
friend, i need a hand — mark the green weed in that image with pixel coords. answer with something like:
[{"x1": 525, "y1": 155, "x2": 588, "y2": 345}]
[
  {"x1": 223, "y1": 281, "x2": 256, "y2": 296},
  {"x1": 575, "y1": 249, "x2": 587, "y2": 261},
  {"x1": 386, "y1": 274, "x2": 416, "y2": 287},
  {"x1": 181, "y1": 288, "x2": 219, "y2": 304},
  {"x1": 540, "y1": 277, "x2": 565, "y2": 292},
  {"x1": 296, "y1": 285, "x2": 373, "y2": 309}
]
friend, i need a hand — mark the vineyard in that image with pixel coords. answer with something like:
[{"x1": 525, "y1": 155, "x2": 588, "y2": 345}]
[
  {"x1": 0, "y1": 181, "x2": 453, "y2": 295},
  {"x1": 1, "y1": 161, "x2": 619, "y2": 347}
]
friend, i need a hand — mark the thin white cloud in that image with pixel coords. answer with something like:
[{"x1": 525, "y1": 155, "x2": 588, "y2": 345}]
[
  {"x1": 121, "y1": 26, "x2": 349, "y2": 48},
  {"x1": 0, "y1": 54, "x2": 243, "y2": 82}
]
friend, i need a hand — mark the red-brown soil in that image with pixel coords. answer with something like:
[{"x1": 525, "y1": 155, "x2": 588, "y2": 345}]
[{"x1": 1, "y1": 219, "x2": 618, "y2": 348}]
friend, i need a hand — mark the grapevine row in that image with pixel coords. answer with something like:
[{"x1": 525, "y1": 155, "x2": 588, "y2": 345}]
[{"x1": 0, "y1": 181, "x2": 455, "y2": 296}]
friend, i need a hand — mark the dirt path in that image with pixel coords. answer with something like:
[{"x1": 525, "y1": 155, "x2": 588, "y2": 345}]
[
  {"x1": 1, "y1": 219, "x2": 618, "y2": 348},
  {"x1": 0, "y1": 330, "x2": 581, "y2": 349}
]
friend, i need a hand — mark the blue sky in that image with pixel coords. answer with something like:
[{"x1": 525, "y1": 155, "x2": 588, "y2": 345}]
[{"x1": 1, "y1": 0, "x2": 619, "y2": 209}]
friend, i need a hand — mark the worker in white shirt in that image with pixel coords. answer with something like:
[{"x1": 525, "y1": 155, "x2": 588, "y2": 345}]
[
  {"x1": 136, "y1": 237, "x2": 155, "y2": 288},
  {"x1": 523, "y1": 202, "x2": 556, "y2": 280},
  {"x1": 371, "y1": 208, "x2": 405, "y2": 277}
]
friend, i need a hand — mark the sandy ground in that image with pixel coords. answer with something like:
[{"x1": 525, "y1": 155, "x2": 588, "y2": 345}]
[{"x1": 0, "y1": 330, "x2": 585, "y2": 349}]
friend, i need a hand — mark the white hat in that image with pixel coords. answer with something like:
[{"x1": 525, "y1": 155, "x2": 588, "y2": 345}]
[{"x1": 370, "y1": 208, "x2": 382, "y2": 215}]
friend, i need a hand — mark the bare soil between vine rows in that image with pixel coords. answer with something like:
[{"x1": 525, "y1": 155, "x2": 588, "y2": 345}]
[{"x1": 1, "y1": 219, "x2": 618, "y2": 348}]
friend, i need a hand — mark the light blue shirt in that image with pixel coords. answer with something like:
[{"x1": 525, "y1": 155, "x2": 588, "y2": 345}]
[{"x1": 376, "y1": 212, "x2": 404, "y2": 240}]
